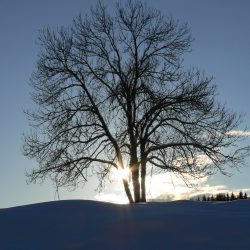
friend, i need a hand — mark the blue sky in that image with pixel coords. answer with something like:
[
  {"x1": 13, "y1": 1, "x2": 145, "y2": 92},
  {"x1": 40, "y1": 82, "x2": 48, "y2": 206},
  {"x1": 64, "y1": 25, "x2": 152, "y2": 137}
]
[{"x1": 1, "y1": 0, "x2": 250, "y2": 208}]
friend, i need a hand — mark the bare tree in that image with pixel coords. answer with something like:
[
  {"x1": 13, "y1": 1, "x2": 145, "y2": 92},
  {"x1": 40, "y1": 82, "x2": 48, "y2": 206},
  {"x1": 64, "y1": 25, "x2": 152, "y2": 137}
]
[{"x1": 23, "y1": 0, "x2": 249, "y2": 203}]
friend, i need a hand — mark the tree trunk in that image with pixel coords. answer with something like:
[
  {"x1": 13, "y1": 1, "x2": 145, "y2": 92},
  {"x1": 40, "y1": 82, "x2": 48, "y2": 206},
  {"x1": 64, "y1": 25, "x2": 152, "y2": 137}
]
[
  {"x1": 140, "y1": 158, "x2": 146, "y2": 202},
  {"x1": 131, "y1": 164, "x2": 141, "y2": 202},
  {"x1": 122, "y1": 178, "x2": 134, "y2": 203}
]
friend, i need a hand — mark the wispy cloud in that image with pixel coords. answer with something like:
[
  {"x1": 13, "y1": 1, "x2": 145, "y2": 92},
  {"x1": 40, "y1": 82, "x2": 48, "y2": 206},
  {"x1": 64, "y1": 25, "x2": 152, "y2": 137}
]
[{"x1": 226, "y1": 130, "x2": 250, "y2": 137}]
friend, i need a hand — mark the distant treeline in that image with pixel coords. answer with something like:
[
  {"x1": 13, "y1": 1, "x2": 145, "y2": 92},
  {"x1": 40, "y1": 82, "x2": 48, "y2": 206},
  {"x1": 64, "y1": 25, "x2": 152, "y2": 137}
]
[{"x1": 198, "y1": 191, "x2": 249, "y2": 202}]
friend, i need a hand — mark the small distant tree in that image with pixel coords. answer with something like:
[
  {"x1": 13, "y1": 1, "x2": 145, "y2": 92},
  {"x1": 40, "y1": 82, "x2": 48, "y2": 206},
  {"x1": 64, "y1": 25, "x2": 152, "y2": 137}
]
[
  {"x1": 238, "y1": 191, "x2": 244, "y2": 200},
  {"x1": 215, "y1": 193, "x2": 219, "y2": 201},
  {"x1": 202, "y1": 195, "x2": 207, "y2": 201},
  {"x1": 226, "y1": 193, "x2": 230, "y2": 201},
  {"x1": 211, "y1": 194, "x2": 215, "y2": 201},
  {"x1": 243, "y1": 192, "x2": 248, "y2": 199},
  {"x1": 23, "y1": 0, "x2": 249, "y2": 203},
  {"x1": 230, "y1": 192, "x2": 236, "y2": 201},
  {"x1": 216, "y1": 193, "x2": 226, "y2": 201}
]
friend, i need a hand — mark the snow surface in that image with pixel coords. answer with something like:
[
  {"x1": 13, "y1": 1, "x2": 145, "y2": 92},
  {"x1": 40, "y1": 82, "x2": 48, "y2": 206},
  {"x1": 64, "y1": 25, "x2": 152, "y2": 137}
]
[{"x1": 1, "y1": 200, "x2": 250, "y2": 250}]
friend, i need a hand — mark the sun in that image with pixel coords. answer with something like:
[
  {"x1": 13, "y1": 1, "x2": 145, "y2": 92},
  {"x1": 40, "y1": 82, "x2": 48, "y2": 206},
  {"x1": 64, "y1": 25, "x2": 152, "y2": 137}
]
[{"x1": 111, "y1": 167, "x2": 130, "y2": 181}]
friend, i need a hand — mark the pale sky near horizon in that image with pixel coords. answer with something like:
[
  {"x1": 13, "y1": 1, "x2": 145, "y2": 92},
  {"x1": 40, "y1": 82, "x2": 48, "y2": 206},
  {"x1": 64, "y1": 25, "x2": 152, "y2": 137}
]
[{"x1": 1, "y1": 0, "x2": 250, "y2": 208}]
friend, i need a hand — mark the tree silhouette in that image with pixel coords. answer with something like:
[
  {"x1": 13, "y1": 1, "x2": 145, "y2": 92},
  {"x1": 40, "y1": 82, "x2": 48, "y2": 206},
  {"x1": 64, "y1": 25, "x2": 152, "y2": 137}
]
[
  {"x1": 216, "y1": 193, "x2": 226, "y2": 201},
  {"x1": 202, "y1": 195, "x2": 207, "y2": 202},
  {"x1": 230, "y1": 192, "x2": 236, "y2": 201},
  {"x1": 23, "y1": 0, "x2": 249, "y2": 203},
  {"x1": 199, "y1": 191, "x2": 250, "y2": 202},
  {"x1": 238, "y1": 191, "x2": 244, "y2": 199},
  {"x1": 244, "y1": 192, "x2": 248, "y2": 199},
  {"x1": 211, "y1": 194, "x2": 215, "y2": 201}
]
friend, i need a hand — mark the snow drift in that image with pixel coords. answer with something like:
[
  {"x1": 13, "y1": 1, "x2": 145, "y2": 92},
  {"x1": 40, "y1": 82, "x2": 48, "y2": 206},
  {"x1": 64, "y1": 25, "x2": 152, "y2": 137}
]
[{"x1": 1, "y1": 200, "x2": 250, "y2": 249}]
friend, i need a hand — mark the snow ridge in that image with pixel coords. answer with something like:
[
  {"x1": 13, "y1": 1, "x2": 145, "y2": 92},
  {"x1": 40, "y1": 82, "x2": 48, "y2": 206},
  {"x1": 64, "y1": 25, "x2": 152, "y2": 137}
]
[{"x1": 1, "y1": 200, "x2": 250, "y2": 250}]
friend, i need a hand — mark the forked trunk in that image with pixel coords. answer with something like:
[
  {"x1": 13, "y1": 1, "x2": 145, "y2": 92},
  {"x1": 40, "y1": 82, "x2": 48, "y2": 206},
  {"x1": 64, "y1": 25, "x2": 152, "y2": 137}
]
[
  {"x1": 117, "y1": 151, "x2": 134, "y2": 203},
  {"x1": 122, "y1": 178, "x2": 134, "y2": 203}
]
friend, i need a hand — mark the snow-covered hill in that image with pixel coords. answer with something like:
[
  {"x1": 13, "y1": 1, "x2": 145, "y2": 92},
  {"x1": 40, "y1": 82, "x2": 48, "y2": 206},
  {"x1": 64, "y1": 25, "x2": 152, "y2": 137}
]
[{"x1": 1, "y1": 200, "x2": 250, "y2": 250}]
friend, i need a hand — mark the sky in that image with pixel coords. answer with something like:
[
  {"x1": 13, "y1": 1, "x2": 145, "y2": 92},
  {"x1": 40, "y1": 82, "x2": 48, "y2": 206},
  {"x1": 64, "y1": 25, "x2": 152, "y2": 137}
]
[{"x1": 1, "y1": 0, "x2": 250, "y2": 208}]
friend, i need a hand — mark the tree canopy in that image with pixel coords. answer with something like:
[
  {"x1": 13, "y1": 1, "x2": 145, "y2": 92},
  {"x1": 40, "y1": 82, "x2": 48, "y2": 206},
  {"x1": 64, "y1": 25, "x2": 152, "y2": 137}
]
[{"x1": 23, "y1": 0, "x2": 249, "y2": 203}]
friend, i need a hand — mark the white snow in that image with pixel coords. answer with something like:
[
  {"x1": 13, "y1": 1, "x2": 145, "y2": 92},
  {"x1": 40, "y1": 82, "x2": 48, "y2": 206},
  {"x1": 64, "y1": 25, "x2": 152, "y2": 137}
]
[{"x1": 1, "y1": 199, "x2": 250, "y2": 249}]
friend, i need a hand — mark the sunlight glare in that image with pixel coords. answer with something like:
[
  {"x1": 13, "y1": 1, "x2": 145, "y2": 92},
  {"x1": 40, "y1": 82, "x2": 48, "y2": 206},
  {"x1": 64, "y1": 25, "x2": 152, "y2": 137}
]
[
  {"x1": 111, "y1": 167, "x2": 130, "y2": 181},
  {"x1": 95, "y1": 193, "x2": 129, "y2": 204}
]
